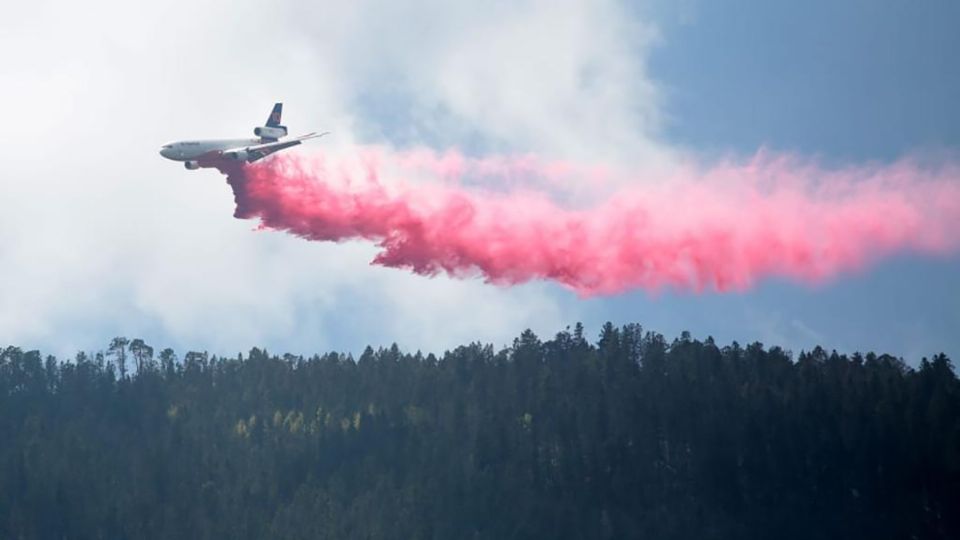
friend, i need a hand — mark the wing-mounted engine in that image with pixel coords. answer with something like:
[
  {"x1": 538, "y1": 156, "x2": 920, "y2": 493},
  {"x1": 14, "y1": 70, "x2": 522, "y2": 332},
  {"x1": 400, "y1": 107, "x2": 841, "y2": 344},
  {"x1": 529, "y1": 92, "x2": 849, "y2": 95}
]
[
  {"x1": 223, "y1": 150, "x2": 250, "y2": 162},
  {"x1": 184, "y1": 160, "x2": 200, "y2": 170},
  {"x1": 254, "y1": 125, "x2": 287, "y2": 141}
]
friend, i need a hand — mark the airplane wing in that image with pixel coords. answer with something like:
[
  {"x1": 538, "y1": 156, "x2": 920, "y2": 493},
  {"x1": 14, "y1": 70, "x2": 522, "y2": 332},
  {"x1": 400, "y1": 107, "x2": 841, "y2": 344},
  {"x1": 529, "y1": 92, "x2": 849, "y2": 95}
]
[
  {"x1": 244, "y1": 132, "x2": 329, "y2": 162},
  {"x1": 216, "y1": 132, "x2": 329, "y2": 163}
]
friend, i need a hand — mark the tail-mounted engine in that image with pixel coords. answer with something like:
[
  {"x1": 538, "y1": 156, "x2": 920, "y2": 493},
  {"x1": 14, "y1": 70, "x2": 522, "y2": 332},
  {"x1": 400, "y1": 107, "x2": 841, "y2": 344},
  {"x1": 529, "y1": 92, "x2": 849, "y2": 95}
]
[{"x1": 254, "y1": 125, "x2": 287, "y2": 140}]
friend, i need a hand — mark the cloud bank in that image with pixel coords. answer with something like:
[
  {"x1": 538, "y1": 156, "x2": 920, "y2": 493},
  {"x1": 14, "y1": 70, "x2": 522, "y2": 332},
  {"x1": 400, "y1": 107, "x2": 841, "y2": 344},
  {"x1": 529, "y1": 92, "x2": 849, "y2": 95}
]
[{"x1": 2, "y1": 0, "x2": 650, "y2": 355}]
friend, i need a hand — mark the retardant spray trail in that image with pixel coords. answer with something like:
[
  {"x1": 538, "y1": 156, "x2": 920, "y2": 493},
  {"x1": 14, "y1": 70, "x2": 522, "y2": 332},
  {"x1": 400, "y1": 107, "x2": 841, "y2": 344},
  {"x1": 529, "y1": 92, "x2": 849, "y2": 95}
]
[{"x1": 218, "y1": 150, "x2": 960, "y2": 296}]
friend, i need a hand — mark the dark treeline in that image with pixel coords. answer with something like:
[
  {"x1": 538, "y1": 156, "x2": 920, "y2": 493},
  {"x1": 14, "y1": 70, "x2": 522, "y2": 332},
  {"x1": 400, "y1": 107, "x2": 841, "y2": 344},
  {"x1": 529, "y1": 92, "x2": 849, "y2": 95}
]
[{"x1": 1, "y1": 324, "x2": 958, "y2": 539}]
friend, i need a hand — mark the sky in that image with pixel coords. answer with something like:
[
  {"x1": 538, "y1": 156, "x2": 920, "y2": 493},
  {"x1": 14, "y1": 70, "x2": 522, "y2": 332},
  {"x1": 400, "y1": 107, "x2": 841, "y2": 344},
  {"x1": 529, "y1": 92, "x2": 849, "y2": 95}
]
[{"x1": 1, "y1": 0, "x2": 957, "y2": 362}]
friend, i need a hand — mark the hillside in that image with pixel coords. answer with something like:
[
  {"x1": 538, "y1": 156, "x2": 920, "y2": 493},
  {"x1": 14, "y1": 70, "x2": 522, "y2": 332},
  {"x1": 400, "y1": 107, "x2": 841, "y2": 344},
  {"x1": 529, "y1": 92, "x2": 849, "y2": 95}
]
[{"x1": 2, "y1": 324, "x2": 958, "y2": 539}]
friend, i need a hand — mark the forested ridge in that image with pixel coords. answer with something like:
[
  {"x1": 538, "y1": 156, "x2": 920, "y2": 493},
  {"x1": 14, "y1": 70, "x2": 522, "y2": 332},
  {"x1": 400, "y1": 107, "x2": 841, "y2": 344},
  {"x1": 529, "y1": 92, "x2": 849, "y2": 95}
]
[{"x1": 2, "y1": 324, "x2": 958, "y2": 539}]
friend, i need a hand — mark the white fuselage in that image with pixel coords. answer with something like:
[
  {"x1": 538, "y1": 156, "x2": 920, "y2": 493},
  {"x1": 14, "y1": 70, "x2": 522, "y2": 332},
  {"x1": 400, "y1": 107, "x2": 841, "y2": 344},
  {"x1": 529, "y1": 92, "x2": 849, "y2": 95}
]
[{"x1": 159, "y1": 138, "x2": 261, "y2": 161}]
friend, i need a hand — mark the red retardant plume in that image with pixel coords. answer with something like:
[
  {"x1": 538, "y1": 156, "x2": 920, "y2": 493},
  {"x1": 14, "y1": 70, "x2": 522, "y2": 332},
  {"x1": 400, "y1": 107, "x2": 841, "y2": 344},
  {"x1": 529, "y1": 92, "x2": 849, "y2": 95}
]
[{"x1": 218, "y1": 150, "x2": 960, "y2": 296}]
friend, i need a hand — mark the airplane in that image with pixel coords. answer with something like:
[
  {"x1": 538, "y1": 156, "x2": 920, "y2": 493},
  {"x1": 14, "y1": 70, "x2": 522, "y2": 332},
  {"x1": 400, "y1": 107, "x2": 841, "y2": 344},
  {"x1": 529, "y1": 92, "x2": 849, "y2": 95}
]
[{"x1": 159, "y1": 103, "x2": 327, "y2": 169}]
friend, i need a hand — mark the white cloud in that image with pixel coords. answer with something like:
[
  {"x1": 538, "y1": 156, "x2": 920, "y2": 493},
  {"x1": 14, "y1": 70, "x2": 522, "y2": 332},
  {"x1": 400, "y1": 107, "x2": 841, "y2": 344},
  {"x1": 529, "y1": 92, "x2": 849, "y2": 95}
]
[{"x1": 0, "y1": 0, "x2": 668, "y2": 357}]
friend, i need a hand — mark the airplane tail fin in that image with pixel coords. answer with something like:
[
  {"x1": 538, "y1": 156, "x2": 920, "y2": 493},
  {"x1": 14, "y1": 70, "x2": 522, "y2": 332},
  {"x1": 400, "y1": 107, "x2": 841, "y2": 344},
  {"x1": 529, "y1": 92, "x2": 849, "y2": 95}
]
[{"x1": 266, "y1": 103, "x2": 283, "y2": 128}]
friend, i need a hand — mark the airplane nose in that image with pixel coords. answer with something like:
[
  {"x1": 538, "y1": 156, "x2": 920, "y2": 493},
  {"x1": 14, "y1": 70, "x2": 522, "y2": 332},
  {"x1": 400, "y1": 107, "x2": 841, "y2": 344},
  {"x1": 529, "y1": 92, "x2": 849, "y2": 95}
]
[{"x1": 159, "y1": 147, "x2": 171, "y2": 159}]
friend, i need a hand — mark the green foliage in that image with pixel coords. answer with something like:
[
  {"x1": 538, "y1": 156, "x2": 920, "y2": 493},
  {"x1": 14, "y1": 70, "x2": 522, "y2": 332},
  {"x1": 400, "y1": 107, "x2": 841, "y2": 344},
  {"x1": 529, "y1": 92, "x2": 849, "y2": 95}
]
[{"x1": 0, "y1": 326, "x2": 958, "y2": 539}]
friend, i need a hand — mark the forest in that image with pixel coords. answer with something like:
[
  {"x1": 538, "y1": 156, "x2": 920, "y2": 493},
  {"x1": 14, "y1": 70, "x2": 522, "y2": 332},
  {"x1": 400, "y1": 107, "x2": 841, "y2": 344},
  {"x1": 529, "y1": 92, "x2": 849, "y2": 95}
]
[{"x1": 1, "y1": 323, "x2": 958, "y2": 539}]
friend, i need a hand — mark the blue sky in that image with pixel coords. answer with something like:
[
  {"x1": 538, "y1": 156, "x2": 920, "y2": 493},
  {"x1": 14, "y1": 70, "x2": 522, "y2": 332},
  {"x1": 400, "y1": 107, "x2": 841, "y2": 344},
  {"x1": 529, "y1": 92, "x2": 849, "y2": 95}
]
[
  {"x1": 647, "y1": 0, "x2": 960, "y2": 160},
  {"x1": 0, "y1": 0, "x2": 956, "y2": 362},
  {"x1": 620, "y1": 0, "x2": 960, "y2": 360}
]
